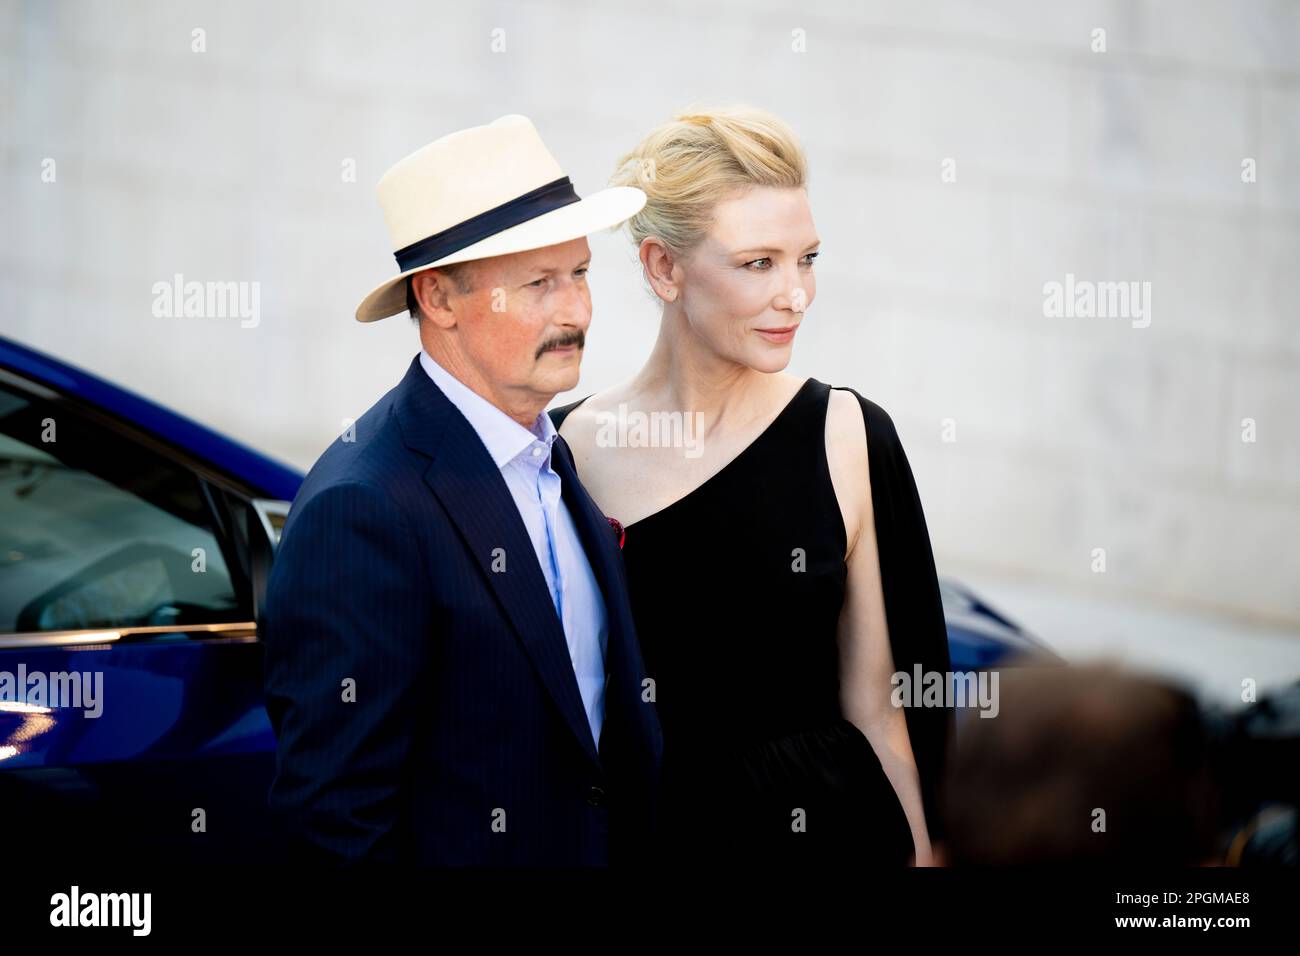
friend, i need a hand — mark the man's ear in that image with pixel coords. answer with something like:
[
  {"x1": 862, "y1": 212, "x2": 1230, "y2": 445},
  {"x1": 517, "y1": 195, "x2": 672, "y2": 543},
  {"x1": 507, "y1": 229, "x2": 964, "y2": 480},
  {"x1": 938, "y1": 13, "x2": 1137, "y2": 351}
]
[{"x1": 412, "y1": 269, "x2": 457, "y2": 329}]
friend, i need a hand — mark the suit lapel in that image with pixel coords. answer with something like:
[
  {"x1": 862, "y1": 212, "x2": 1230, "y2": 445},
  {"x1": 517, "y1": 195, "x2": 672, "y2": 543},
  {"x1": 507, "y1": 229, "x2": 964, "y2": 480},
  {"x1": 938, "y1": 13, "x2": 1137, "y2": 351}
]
[{"x1": 392, "y1": 356, "x2": 601, "y2": 768}]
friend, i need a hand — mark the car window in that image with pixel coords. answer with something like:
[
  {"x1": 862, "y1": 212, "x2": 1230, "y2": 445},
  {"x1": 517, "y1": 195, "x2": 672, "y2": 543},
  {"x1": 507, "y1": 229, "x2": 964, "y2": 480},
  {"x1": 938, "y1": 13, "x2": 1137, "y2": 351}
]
[{"x1": 0, "y1": 381, "x2": 244, "y2": 633}]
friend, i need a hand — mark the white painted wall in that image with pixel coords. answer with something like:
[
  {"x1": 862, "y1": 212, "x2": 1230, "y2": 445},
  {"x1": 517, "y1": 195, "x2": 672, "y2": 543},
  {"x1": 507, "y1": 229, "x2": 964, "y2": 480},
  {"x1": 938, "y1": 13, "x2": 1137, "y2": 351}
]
[{"x1": 4, "y1": 0, "x2": 1297, "y2": 627}]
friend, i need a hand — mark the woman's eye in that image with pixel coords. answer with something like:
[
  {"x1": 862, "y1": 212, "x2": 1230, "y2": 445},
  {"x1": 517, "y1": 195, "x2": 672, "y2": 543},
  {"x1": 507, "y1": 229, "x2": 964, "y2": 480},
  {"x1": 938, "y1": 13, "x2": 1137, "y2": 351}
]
[
  {"x1": 745, "y1": 257, "x2": 772, "y2": 270},
  {"x1": 801, "y1": 252, "x2": 820, "y2": 266}
]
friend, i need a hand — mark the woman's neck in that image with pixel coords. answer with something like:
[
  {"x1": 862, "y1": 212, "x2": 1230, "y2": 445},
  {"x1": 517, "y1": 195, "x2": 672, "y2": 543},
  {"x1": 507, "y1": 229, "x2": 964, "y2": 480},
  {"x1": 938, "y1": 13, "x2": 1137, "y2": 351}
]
[{"x1": 629, "y1": 307, "x2": 786, "y2": 428}]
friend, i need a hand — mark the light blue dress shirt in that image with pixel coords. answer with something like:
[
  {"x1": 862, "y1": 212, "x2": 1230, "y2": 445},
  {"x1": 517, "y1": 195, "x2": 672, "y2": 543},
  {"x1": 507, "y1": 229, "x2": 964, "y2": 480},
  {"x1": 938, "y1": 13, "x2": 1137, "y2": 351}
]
[{"x1": 419, "y1": 348, "x2": 608, "y2": 746}]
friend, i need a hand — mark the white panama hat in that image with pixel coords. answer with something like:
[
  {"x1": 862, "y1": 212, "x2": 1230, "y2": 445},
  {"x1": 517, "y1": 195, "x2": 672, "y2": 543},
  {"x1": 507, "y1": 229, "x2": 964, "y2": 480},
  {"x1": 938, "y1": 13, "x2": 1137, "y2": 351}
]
[{"x1": 355, "y1": 113, "x2": 646, "y2": 322}]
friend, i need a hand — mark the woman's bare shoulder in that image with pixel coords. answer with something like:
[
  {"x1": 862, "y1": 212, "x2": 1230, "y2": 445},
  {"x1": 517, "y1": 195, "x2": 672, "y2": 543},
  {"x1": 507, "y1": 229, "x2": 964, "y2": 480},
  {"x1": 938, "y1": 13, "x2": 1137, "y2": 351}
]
[
  {"x1": 823, "y1": 384, "x2": 914, "y2": 553},
  {"x1": 825, "y1": 385, "x2": 871, "y2": 469},
  {"x1": 827, "y1": 385, "x2": 902, "y2": 444},
  {"x1": 819, "y1": 386, "x2": 865, "y2": 552}
]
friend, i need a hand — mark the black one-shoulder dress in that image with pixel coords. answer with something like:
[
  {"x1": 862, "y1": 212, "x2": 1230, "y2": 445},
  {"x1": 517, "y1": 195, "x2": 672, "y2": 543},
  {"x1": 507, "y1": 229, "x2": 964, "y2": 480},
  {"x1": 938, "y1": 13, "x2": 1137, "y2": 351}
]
[{"x1": 550, "y1": 378, "x2": 952, "y2": 866}]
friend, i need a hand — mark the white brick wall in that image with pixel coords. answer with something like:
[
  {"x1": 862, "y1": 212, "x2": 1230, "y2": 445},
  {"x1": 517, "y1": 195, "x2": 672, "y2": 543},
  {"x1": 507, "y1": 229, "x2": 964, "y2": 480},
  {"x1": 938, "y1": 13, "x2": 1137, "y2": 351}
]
[{"x1": 2, "y1": 0, "x2": 1297, "y2": 627}]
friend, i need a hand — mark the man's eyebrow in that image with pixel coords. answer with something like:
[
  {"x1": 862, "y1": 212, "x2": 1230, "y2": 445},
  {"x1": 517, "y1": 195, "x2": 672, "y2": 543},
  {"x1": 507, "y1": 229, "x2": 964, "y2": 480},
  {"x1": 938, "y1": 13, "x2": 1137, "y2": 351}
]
[{"x1": 528, "y1": 257, "x2": 593, "y2": 275}]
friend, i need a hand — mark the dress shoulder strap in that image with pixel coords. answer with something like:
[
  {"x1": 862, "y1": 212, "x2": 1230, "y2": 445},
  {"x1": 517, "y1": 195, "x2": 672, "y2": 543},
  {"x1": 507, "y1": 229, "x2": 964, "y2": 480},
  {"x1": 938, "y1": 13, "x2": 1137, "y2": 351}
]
[{"x1": 547, "y1": 394, "x2": 593, "y2": 431}]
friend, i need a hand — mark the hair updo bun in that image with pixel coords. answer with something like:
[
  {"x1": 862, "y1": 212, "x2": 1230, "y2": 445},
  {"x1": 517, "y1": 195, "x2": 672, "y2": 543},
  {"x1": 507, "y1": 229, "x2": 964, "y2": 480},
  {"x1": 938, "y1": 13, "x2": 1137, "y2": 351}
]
[{"x1": 608, "y1": 105, "x2": 808, "y2": 259}]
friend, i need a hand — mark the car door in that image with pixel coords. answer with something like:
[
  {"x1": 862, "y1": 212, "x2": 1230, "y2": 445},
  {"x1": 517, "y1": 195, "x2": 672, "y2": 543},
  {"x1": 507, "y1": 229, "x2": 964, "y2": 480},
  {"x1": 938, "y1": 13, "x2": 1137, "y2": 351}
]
[{"x1": 0, "y1": 372, "x2": 285, "y2": 863}]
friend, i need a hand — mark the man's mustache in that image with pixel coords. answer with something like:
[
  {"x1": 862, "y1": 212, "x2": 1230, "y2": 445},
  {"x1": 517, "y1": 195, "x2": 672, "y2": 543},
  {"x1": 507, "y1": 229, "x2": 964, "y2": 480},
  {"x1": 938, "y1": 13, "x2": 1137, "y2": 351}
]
[{"x1": 535, "y1": 330, "x2": 584, "y2": 360}]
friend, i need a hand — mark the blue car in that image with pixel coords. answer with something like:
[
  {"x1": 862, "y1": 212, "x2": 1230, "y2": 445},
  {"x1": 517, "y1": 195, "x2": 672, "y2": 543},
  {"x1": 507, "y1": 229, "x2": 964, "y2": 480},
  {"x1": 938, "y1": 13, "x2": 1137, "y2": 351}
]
[{"x1": 0, "y1": 335, "x2": 1054, "y2": 862}]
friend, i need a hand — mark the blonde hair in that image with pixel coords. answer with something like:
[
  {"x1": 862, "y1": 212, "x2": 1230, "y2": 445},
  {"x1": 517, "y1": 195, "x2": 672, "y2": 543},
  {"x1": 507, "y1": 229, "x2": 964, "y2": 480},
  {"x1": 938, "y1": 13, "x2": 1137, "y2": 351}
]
[{"x1": 609, "y1": 105, "x2": 808, "y2": 258}]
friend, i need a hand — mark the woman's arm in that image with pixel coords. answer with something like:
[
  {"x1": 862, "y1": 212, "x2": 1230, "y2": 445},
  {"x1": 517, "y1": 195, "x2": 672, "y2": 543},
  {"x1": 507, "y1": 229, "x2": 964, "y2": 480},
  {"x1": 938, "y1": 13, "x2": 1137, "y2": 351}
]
[{"x1": 826, "y1": 389, "x2": 934, "y2": 866}]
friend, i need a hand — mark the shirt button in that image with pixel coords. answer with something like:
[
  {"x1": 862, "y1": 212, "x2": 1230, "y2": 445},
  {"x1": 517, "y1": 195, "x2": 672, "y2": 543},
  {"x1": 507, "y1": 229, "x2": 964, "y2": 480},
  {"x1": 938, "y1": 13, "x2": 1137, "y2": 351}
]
[{"x1": 531, "y1": 446, "x2": 543, "y2": 457}]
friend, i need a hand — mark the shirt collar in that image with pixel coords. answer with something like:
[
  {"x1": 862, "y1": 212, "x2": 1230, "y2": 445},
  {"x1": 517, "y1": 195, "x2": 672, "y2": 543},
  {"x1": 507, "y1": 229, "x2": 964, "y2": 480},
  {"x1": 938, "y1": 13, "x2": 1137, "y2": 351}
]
[{"x1": 418, "y1": 348, "x2": 558, "y2": 469}]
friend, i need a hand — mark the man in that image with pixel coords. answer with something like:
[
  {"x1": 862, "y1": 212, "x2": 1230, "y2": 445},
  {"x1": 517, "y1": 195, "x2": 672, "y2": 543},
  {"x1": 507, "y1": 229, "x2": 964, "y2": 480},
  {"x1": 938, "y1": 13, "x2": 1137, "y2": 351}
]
[{"x1": 261, "y1": 114, "x2": 662, "y2": 865}]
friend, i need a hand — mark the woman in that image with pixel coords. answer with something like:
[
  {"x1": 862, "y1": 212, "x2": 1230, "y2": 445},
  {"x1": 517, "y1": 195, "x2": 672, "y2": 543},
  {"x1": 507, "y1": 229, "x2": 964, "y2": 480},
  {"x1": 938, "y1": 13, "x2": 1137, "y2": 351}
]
[{"x1": 550, "y1": 107, "x2": 952, "y2": 866}]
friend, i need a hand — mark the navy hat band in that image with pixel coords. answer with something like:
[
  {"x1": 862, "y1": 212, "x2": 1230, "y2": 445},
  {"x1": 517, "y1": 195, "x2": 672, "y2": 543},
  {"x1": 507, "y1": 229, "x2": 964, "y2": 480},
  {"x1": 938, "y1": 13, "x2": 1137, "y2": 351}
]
[{"x1": 393, "y1": 176, "x2": 580, "y2": 273}]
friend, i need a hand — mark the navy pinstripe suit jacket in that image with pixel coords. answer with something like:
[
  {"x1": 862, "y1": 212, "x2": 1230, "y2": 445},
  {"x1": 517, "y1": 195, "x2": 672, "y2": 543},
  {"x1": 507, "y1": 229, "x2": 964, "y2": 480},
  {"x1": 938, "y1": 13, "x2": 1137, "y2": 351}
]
[{"x1": 261, "y1": 354, "x2": 663, "y2": 865}]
